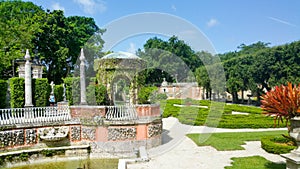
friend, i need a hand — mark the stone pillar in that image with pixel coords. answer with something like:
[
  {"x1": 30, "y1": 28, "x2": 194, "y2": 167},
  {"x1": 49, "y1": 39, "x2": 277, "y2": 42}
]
[
  {"x1": 79, "y1": 48, "x2": 87, "y2": 105},
  {"x1": 24, "y1": 49, "x2": 33, "y2": 107}
]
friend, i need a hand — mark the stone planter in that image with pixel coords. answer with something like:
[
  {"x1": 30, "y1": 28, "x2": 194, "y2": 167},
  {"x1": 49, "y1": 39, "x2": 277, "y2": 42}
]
[{"x1": 281, "y1": 117, "x2": 300, "y2": 169}]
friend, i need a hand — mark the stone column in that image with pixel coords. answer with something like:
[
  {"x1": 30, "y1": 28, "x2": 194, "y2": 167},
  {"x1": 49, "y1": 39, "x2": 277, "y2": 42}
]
[
  {"x1": 80, "y1": 48, "x2": 87, "y2": 105},
  {"x1": 24, "y1": 49, "x2": 33, "y2": 107}
]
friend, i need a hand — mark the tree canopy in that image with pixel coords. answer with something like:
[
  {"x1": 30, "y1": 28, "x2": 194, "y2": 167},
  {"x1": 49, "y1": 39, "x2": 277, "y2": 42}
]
[{"x1": 0, "y1": 0, "x2": 104, "y2": 83}]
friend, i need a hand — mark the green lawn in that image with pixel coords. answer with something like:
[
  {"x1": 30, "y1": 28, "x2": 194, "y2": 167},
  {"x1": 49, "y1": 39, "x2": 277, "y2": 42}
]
[
  {"x1": 162, "y1": 99, "x2": 287, "y2": 128},
  {"x1": 187, "y1": 130, "x2": 287, "y2": 151},
  {"x1": 225, "y1": 156, "x2": 285, "y2": 169}
]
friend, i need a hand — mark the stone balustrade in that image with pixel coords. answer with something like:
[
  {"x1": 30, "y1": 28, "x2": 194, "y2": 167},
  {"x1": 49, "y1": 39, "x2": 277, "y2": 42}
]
[
  {"x1": 0, "y1": 105, "x2": 71, "y2": 125},
  {"x1": 105, "y1": 104, "x2": 138, "y2": 121}
]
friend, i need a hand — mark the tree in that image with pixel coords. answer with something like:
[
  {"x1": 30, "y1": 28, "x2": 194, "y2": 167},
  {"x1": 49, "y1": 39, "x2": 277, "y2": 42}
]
[
  {"x1": 0, "y1": 0, "x2": 44, "y2": 79},
  {"x1": 137, "y1": 36, "x2": 202, "y2": 85}
]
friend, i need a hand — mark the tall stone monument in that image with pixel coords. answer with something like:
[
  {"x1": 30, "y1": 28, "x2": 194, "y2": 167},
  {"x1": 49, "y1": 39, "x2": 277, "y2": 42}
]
[{"x1": 24, "y1": 49, "x2": 33, "y2": 107}]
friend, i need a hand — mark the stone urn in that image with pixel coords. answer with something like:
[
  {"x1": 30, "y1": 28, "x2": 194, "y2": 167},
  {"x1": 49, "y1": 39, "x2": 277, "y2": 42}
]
[{"x1": 281, "y1": 117, "x2": 300, "y2": 169}]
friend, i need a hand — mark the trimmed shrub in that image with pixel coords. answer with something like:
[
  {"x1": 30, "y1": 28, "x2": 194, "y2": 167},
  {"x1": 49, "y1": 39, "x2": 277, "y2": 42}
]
[
  {"x1": 261, "y1": 135, "x2": 296, "y2": 154},
  {"x1": 0, "y1": 80, "x2": 8, "y2": 108},
  {"x1": 9, "y1": 77, "x2": 25, "y2": 108},
  {"x1": 33, "y1": 78, "x2": 51, "y2": 107},
  {"x1": 95, "y1": 83, "x2": 108, "y2": 105},
  {"x1": 54, "y1": 84, "x2": 64, "y2": 102},
  {"x1": 87, "y1": 82, "x2": 108, "y2": 105},
  {"x1": 138, "y1": 86, "x2": 158, "y2": 104},
  {"x1": 63, "y1": 77, "x2": 80, "y2": 105}
]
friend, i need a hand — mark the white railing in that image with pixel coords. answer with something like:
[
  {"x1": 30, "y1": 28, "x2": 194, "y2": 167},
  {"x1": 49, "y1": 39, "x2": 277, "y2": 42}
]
[
  {"x1": 105, "y1": 104, "x2": 138, "y2": 121},
  {"x1": 0, "y1": 105, "x2": 71, "y2": 125}
]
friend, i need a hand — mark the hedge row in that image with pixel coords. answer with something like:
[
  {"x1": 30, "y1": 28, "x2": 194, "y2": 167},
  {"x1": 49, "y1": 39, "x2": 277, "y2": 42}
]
[
  {"x1": 33, "y1": 78, "x2": 51, "y2": 107},
  {"x1": 63, "y1": 77, "x2": 80, "y2": 105},
  {"x1": 261, "y1": 135, "x2": 296, "y2": 154},
  {"x1": 10, "y1": 77, "x2": 51, "y2": 108},
  {"x1": 0, "y1": 80, "x2": 8, "y2": 108},
  {"x1": 10, "y1": 78, "x2": 25, "y2": 108},
  {"x1": 64, "y1": 77, "x2": 108, "y2": 105}
]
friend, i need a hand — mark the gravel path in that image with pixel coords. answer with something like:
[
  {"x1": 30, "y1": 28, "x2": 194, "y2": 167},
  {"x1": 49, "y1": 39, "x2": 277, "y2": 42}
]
[{"x1": 127, "y1": 117, "x2": 286, "y2": 169}]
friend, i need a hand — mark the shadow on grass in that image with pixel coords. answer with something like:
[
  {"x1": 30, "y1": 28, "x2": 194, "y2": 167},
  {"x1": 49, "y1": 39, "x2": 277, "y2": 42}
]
[{"x1": 264, "y1": 162, "x2": 286, "y2": 169}]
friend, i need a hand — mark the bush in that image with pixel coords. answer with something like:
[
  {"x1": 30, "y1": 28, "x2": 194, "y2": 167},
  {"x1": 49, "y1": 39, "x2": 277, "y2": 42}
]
[
  {"x1": 33, "y1": 78, "x2": 51, "y2": 107},
  {"x1": 9, "y1": 77, "x2": 25, "y2": 108},
  {"x1": 96, "y1": 83, "x2": 109, "y2": 105},
  {"x1": 63, "y1": 77, "x2": 80, "y2": 105},
  {"x1": 261, "y1": 135, "x2": 296, "y2": 154},
  {"x1": 149, "y1": 91, "x2": 168, "y2": 104},
  {"x1": 54, "y1": 84, "x2": 64, "y2": 102},
  {"x1": 0, "y1": 80, "x2": 7, "y2": 108},
  {"x1": 138, "y1": 86, "x2": 158, "y2": 104}
]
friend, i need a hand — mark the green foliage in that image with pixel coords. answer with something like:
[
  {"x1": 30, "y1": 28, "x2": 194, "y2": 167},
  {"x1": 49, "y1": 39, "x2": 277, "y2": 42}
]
[
  {"x1": 187, "y1": 130, "x2": 287, "y2": 151},
  {"x1": 9, "y1": 77, "x2": 25, "y2": 108},
  {"x1": 225, "y1": 156, "x2": 286, "y2": 169},
  {"x1": 138, "y1": 86, "x2": 158, "y2": 104},
  {"x1": 0, "y1": 1, "x2": 104, "y2": 83},
  {"x1": 19, "y1": 153, "x2": 29, "y2": 161},
  {"x1": 41, "y1": 149, "x2": 55, "y2": 157},
  {"x1": 54, "y1": 84, "x2": 64, "y2": 102},
  {"x1": 95, "y1": 83, "x2": 108, "y2": 105},
  {"x1": 162, "y1": 99, "x2": 285, "y2": 128},
  {"x1": 261, "y1": 135, "x2": 296, "y2": 154},
  {"x1": 149, "y1": 92, "x2": 168, "y2": 104},
  {"x1": 0, "y1": 0, "x2": 44, "y2": 79},
  {"x1": 33, "y1": 78, "x2": 51, "y2": 107},
  {"x1": 0, "y1": 79, "x2": 7, "y2": 108},
  {"x1": 63, "y1": 77, "x2": 80, "y2": 105}
]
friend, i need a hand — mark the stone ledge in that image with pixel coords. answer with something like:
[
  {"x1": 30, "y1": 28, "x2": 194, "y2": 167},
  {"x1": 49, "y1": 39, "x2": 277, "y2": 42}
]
[{"x1": 0, "y1": 145, "x2": 90, "y2": 157}]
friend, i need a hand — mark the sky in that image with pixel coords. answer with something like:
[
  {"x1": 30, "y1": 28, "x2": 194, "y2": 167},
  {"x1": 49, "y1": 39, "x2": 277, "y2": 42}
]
[{"x1": 27, "y1": 0, "x2": 300, "y2": 54}]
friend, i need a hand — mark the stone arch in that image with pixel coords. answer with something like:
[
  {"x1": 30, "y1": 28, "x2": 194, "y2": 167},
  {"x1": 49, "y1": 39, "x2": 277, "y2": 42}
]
[{"x1": 95, "y1": 52, "x2": 145, "y2": 105}]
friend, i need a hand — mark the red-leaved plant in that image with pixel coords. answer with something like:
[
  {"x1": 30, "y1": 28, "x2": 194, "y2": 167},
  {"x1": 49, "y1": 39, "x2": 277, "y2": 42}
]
[{"x1": 261, "y1": 82, "x2": 300, "y2": 127}]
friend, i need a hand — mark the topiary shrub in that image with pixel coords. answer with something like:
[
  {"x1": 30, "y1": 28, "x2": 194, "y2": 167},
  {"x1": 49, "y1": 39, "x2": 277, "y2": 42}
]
[
  {"x1": 33, "y1": 78, "x2": 51, "y2": 107},
  {"x1": 54, "y1": 84, "x2": 64, "y2": 102},
  {"x1": 0, "y1": 80, "x2": 8, "y2": 108},
  {"x1": 261, "y1": 135, "x2": 296, "y2": 154},
  {"x1": 63, "y1": 77, "x2": 80, "y2": 105},
  {"x1": 9, "y1": 77, "x2": 25, "y2": 108},
  {"x1": 138, "y1": 86, "x2": 158, "y2": 104}
]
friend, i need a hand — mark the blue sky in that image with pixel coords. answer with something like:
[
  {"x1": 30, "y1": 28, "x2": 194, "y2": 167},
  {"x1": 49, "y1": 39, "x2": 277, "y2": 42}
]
[{"x1": 28, "y1": 0, "x2": 300, "y2": 54}]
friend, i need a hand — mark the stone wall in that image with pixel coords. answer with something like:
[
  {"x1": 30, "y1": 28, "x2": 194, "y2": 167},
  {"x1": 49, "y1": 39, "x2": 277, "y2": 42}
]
[
  {"x1": 136, "y1": 104, "x2": 161, "y2": 117},
  {"x1": 70, "y1": 126, "x2": 81, "y2": 142},
  {"x1": 82, "y1": 127, "x2": 96, "y2": 141},
  {"x1": 148, "y1": 123, "x2": 162, "y2": 138},
  {"x1": 108, "y1": 127, "x2": 136, "y2": 141},
  {"x1": 0, "y1": 124, "x2": 81, "y2": 151},
  {"x1": 69, "y1": 106, "x2": 106, "y2": 119},
  {"x1": 0, "y1": 130, "x2": 24, "y2": 148}
]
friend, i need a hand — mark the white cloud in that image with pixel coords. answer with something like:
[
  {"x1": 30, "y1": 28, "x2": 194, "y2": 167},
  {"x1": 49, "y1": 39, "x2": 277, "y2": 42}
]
[
  {"x1": 268, "y1": 16, "x2": 296, "y2": 27},
  {"x1": 51, "y1": 2, "x2": 65, "y2": 11},
  {"x1": 74, "y1": 0, "x2": 107, "y2": 15},
  {"x1": 207, "y1": 18, "x2": 219, "y2": 28},
  {"x1": 127, "y1": 43, "x2": 136, "y2": 54},
  {"x1": 171, "y1": 4, "x2": 177, "y2": 11}
]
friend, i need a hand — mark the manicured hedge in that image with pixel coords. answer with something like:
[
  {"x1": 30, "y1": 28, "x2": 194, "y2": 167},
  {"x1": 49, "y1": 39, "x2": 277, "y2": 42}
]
[
  {"x1": 0, "y1": 80, "x2": 8, "y2": 108},
  {"x1": 9, "y1": 77, "x2": 25, "y2": 108},
  {"x1": 33, "y1": 78, "x2": 51, "y2": 107},
  {"x1": 86, "y1": 78, "x2": 108, "y2": 105},
  {"x1": 261, "y1": 135, "x2": 296, "y2": 154},
  {"x1": 138, "y1": 86, "x2": 158, "y2": 104},
  {"x1": 162, "y1": 99, "x2": 286, "y2": 128},
  {"x1": 54, "y1": 84, "x2": 64, "y2": 102},
  {"x1": 10, "y1": 78, "x2": 51, "y2": 108},
  {"x1": 63, "y1": 77, "x2": 80, "y2": 105}
]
